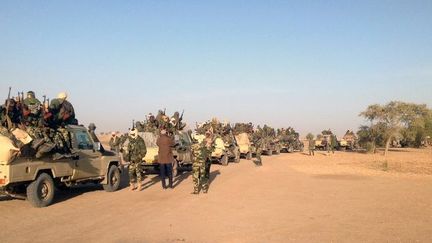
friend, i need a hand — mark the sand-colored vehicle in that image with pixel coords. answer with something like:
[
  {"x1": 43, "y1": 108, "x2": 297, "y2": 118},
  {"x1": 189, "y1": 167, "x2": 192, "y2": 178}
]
[
  {"x1": 193, "y1": 134, "x2": 240, "y2": 166},
  {"x1": 138, "y1": 131, "x2": 193, "y2": 175},
  {"x1": 338, "y1": 130, "x2": 358, "y2": 151},
  {"x1": 260, "y1": 138, "x2": 281, "y2": 156},
  {"x1": 315, "y1": 134, "x2": 331, "y2": 150},
  {"x1": 280, "y1": 135, "x2": 304, "y2": 153},
  {"x1": 0, "y1": 125, "x2": 122, "y2": 208},
  {"x1": 235, "y1": 133, "x2": 253, "y2": 160}
]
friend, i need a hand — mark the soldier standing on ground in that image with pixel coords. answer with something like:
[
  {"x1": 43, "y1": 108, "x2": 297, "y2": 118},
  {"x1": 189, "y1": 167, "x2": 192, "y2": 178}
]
[
  {"x1": 330, "y1": 134, "x2": 338, "y2": 154},
  {"x1": 126, "y1": 129, "x2": 147, "y2": 191},
  {"x1": 109, "y1": 132, "x2": 120, "y2": 152},
  {"x1": 191, "y1": 129, "x2": 215, "y2": 194},
  {"x1": 308, "y1": 138, "x2": 315, "y2": 156},
  {"x1": 251, "y1": 130, "x2": 263, "y2": 166}
]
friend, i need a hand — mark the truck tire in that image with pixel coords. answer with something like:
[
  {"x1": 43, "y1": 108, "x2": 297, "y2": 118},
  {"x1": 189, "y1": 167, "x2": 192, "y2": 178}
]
[
  {"x1": 221, "y1": 155, "x2": 229, "y2": 166},
  {"x1": 26, "y1": 173, "x2": 55, "y2": 208},
  {"x1": 103, "y1": 165, "x2": 121, "y2": 192},
  {"x1": 246, "y1": 151, "x2": 252, "y2": 160},
  {"x1": 267, "y1": 150, "x2": 273, "y2": 156}
]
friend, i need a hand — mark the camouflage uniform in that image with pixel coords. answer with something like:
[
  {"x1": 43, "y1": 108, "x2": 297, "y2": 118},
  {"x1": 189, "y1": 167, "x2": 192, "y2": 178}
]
[
  {"x1": 22, "y1": 95, "x2": 41, "y2": 126},
  {"x1": 308, "y1": 139, "x2": 315, "y2": 156},
  {"x1": 191, "y1": 139, "x2": 215, "y2": 194},
  {"x1": 330, "y1": 135, "x2": 338, "y2": 154},
  {"x1": 127, "y1": 135, "x2": 147, "y2": 184},
  {"x1": 251, "y1": 132, "x2": 263, "y2": 166},
  {"x1": 109, "y1": 134, "x2": 120, "y2": 152},
  {"x1": 49, "y1": 98, "x2": 77, "y2": 126}
]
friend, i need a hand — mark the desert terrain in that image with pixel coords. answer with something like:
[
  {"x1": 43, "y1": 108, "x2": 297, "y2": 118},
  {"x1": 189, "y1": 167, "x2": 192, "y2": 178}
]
[{"x1": 0, "y1": 147, "x2": 431, "y2": 243}]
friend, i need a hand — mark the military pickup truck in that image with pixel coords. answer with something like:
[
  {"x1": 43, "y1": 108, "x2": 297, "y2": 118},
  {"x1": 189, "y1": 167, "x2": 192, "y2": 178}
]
[
  {"x1": 138, "y1": 131, "x2": 194, "y2": 175},
  {"x1": 0, "y1": 125, "x2": 122, "y2": 208}
]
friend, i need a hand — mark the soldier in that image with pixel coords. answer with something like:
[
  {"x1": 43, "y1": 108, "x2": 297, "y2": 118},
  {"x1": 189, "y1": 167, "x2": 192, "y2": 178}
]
[
  {"x1": 0, "y1": 99, "x2": 22, "y2": 129},
  {"x1": 87, "y1": 123, "x2": 98, "y2": 142},
  {"x1": 171, "y1": 111, "x2": 186, "y2": 131},
  {"x1": 109, "y1": 132, "x2": 120, "y2": 152},
  {"x1": 191, "y1": 130, "x2": 215, "y2": 194},
  {"x1": 330, "y1": 134, "x2": 338, "y2": 154},
  {"x1": 22, "y1": 91, "x2": 41, "y2": 127},
  {"x1": 48, "y1": 92, "x2": 77, "y2": 152},
  {"x1": 49, "y1": 92, "x2": 78, "y2": 126},
  {"x1": 251, "y1": 130, "x2": 263, "y2": 166},
  {"x1": 88, "y1": 123, "x2": 105, "y2": 152},
  {"x1": 126, "y1": 129, "x2": 147, "y2": 191},
  {"x1": 308, "y1": 138, "x2": 315, "y2": 156}
]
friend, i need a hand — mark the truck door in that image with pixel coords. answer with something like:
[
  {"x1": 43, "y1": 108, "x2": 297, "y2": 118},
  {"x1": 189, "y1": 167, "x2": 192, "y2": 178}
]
[{"x1": 71, "y1": 129, "x2": 102, "y2": 180}]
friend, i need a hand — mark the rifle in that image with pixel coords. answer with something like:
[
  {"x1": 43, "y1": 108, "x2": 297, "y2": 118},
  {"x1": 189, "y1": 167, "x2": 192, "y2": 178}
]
[
  {"x1": 179, "y1": 109, "x2": 184, "y2": 121},
  {"x1": 5, "y1": 87, "x2": 13, "y2": 130},
  {"x1": 132, "y1": 119, "x2": 135, "y2": 130}
]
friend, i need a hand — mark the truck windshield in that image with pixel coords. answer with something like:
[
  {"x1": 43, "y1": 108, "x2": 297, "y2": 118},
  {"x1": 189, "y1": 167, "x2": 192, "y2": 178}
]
[{"x1": 73, "y1": 130, "x2": 94, "y2": 150}]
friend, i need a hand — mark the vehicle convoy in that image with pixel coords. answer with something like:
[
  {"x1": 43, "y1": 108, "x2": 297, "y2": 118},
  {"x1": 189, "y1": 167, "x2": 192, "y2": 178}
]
[
  {"x1": 193, "y1": 133, "x2": 240, "y2": 166},
  {"x1": 0, "y1": 125, "x2": 122, "y2": 208},
  {"x1": 278, "y1": 128, "x2": 304, "y2": 153},
  {"x1": 138, "y1": 130, "x2": 194, "y2": 175},
  {"x1": 131, "y1": 110, "x2": 194, "y2": 176}
]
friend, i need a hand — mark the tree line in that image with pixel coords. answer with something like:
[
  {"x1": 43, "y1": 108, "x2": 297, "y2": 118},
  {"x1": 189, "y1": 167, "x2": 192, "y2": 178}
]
[{"x1": 358, "y1": 101, "x2": 432, "y2": 156}]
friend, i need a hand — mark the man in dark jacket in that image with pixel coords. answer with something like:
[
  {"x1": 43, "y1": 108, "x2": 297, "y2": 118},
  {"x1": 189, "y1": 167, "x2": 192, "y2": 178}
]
[{"x1": 156, "y1": 129, "x2": 175, "y2": 189}]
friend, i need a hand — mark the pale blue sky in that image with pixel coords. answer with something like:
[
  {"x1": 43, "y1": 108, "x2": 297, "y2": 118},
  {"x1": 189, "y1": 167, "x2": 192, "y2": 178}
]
[{"x1": 1, "y1": 1, "x2": 431, "y2": 136}]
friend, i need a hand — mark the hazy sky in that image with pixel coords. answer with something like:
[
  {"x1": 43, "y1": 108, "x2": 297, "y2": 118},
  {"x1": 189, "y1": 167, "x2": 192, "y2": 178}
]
[{"x1": 1, "y1": 1, "x2": 431, "y2": 136}]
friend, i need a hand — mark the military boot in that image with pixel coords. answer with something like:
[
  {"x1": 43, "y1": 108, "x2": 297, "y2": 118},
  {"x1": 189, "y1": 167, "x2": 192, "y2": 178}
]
[{"x1": 137, "y1": 182, "x2": 142, "y2": 191}]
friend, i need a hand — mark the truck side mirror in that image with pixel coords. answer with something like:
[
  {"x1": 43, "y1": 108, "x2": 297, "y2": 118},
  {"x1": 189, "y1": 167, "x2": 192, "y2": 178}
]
[{"x1": 94, "y1": 142, "x2": 101, "y2": 151}]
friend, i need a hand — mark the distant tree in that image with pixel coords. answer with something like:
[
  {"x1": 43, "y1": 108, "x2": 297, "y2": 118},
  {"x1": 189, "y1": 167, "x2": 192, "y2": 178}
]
[
  {"x1": 360, "y1": 101, "x2": 430, "y2": 156},
  {"x1": 357, "y1": 123, "x2": 387, "y2": 153},
  {"x1": 321, "y1": 129, "x2": 333, "y2": 135},
  {"x1": 306, "y1": 133, "x2": 314, "y2": 140},
  {"x1": 400, "y1": 110, "x2": 432, "y2": 147}
]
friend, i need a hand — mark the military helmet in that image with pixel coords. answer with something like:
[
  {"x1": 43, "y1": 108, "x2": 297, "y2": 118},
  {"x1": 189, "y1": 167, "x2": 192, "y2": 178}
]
[
  {"x1": 88, "y1": 123, "x2": 96, "y2": 130},
  {"x1": 27, "y1": 91, "x2": 35, "y2": 99}
]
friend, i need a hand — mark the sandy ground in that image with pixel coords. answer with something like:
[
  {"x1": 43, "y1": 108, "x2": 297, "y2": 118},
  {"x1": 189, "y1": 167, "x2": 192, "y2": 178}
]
[{"x1": 1, "y1": 148, "x2": 432, "y2": 243}]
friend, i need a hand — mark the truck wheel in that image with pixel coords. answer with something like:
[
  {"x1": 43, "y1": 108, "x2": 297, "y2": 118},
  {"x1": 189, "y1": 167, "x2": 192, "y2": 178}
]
[
  {"x1": 267, "y1": 150, "x2": 273, "y2": 156},
  {"x1": 221, "y1": 155, "x2": 229, "y2": 166},
  {"x1": 27, "y1": 173, "x2": 55, "y2": 208},
  {"x1": 246, "y1": 152, "x2": 252, "y2": 160},
  {"x1": 103, "y1": 165, "x2": 121, "y2": 192}
]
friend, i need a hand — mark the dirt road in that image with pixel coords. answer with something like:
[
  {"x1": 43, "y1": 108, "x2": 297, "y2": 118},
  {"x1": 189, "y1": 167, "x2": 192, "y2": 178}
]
[{"x1": 1, "y1": 151, "x2": 431, "y2": 243}]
